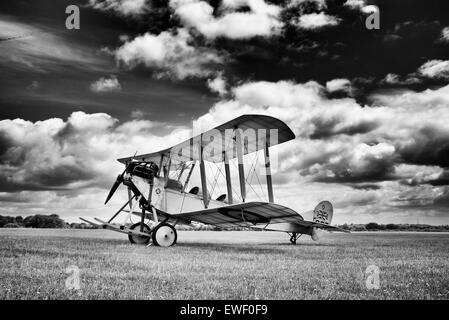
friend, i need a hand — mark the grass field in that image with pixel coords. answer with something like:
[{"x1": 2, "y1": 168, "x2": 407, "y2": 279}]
[{"x1": 0, "y1": 229, "x2": 448, "y2": 300}]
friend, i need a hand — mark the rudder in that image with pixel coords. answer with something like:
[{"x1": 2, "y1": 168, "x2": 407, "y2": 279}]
[{"x1": 313, "y1": 201, "x2": 333, "y2": 225}]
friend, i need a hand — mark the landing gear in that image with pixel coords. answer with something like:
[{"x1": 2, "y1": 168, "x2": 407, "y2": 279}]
[
  {"x1": 128, "y1": 222, "x2": 151, "y2": 245},
  {"x1": 152, "y1": 223, "x2": 177, "y2": 247},
  {"x1": 289, "y1": 232, "x2": 301, "y2": 245},
  {"x1": 127, "y1": 222, "x2": 178, "y2": 247}
]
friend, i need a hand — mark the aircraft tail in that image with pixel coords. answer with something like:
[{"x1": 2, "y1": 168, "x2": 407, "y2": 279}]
[
  {"x1": 313, "y1": 200, "x2": 333, "y2": 225},
  {"x1": 311, "y1": 201, "x2": 333, "y2": 241}
]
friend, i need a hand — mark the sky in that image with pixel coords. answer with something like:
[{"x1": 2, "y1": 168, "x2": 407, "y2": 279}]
[{"x1": 0, "y1": 0, "x2": 449, "y2": 225}]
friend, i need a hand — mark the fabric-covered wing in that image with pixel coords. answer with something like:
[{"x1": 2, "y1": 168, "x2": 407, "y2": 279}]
[
  {"x1": 117, "y1": 114, "x2": 295, "y2": 165},
  {"x1": 129, "y1": 202, "x2": 348, "y2": 232},
  {"x1": 172, "y1": 202, "x2": 304, "y2": 228}
]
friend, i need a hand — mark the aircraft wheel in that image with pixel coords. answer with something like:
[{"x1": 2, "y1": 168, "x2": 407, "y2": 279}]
[
  {"x1": 152, "y1": 223, "x2": 177, "y2": 247},
  {"x1": 128, "y1": 223, "x2": 151, "y2": 245}
]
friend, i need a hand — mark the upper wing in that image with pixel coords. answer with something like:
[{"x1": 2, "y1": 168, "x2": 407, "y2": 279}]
[{"x1": 117, "y1": 114, "x2": 295, "y2": 165}]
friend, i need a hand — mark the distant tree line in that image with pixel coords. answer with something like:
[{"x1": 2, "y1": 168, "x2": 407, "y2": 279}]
[
  {"x1": 0, "y1": 214, "x2": 96, "y2": 229},
  {"x1": 337, "y1": 222, "x2": 449, "y2": 232}
]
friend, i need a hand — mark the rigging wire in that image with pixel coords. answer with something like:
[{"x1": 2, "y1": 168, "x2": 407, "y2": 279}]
[
  {"x1": 215, "y1": 158, "x2": 242, "y2": 202},
  {"x1": 252, "y1": 151, "x2": 267, "y2": 200},
  {"x1": 244, "y1": 151, "x2": 265, "y2": 201}
]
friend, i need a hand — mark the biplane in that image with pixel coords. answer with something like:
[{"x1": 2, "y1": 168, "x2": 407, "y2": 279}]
[{"x1": 80, "y1": 115, "x2": 348, "y2": 246}]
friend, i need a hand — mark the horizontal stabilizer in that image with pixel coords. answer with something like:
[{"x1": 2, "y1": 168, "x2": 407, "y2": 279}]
[{"x1": 300, "y1": 220, "x2": 350, "y2": 233}]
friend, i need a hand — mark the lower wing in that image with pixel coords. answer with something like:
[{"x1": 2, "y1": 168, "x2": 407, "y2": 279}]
[{"x1": 129, "y1": 202, "x2": 348, "y2": 232}]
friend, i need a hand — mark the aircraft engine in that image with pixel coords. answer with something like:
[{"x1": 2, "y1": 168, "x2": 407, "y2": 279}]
[{"x1": 104, "y1": 161, "x2": 159, "y2": 204}]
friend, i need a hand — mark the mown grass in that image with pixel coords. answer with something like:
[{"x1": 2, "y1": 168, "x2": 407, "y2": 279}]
[{"x1": 0, "y1": 229, "x2": 448, "y2": 300}]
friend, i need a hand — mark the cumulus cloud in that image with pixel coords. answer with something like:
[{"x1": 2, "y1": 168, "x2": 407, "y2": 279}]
[
  {"x1": 428, "y1": 170, "x2": 449, "y2": 186},
  {"x1": 439, "y1": 26, "x2": 449, "y2": 42},
  {"x1": 361, "y1": 5, "x2": 379, "y2": 14},
  {"x1": 371, "y1": 83, "x2": 449, "y2": 110},
  {"x1": 418, "y1": 59, "x2": 449, "y2": 80},
  {"x1": 0, "y1": 111, "x2": 188, "y2": 192},
  {"x1": 170, "y1": 0, "x2": 283, "y2": 39},
  {"x1": 382, "y1": 60, "x2": 449, "y2": 86},
  {"x1": 301, "y1": 142, "x2": 397, "y2": 183},
  {"x1": 196, "y1": 80, "x2": 449, "y2": 186},
  {"x1": 0, "y1": 113, "x2": 112, "y2": 192},
  {"x1": 115, "y1": 28, "x2": 224, "y2": 79},
  {"x1": 381, "y1": 73, "x2": 401, "y2": 85},
  {"x1": 326, "y1": 78, "x2": 352, "y2": 95},
  {"x1": 207, "y1": 73, "x2": 227, "y2": 96},
  {"x1": 88, "y1": 0, "x2": 149, "y2": 16},
  {"x1": 344, "y1": 0, "x2": 366, "y2": 10},
  {"x1": 90, "y1": 75, "x2": 122, "y2": 93},
  {"x1": 380, "y1": 73, "x2": 421, "y2": 85},
  {"x1": 287, "y1": 0, "x2": 327, "y2": 9},
  {"x1": 294, "y1": 12, "x2": 340, "y2": 30},
  {"x1": 366, "y1": 86, "x2": 449, "y2": 169},
  {"x1": 198, "y1": 80, "x2": 385, "y2": 181}
]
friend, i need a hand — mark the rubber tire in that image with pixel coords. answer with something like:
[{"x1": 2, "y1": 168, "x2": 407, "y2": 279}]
[
  {"x1": 128, "y1": 222, "x2": 151, "y2": 245},
  {"x1": 151, "y1": 223, "x2": 177, "y2": 247}
]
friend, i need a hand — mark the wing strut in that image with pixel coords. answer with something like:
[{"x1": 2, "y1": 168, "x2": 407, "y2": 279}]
[
  {"x1": 127, "y1": 187, "x2": 133, "y2": 210},
  {"x1": 235, "y1": 128, "x2": 246, "y2": 202},
  {"x1": 199, "y1": 136, "x2": 209, "y2": 208},
  {"x1": 158, "y1": 154, "x2": 164, "y2": 176},
  {"x1": 177, "y1": 162, "x2": 186, "y2": 181},
  {"x1": 164, "y1": 158, "x2": 171, "y2": 180},
  {"x1": 223, "y1": 151, "x2": 233, "y2": 204},
  {"x1": 182, "y1": 162, "x2": 195, "y2": 193},
  {"x1": 264, "y1": 137, "x2": 274, "y2": 202},
  {"x1": 125, "y1": 161, "x2": 134, "y2": 210}
]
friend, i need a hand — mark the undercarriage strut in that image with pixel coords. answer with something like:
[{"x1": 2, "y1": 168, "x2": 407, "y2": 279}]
[{"x1": 289, "y1": 232, "x2": 302, "y2": 245}]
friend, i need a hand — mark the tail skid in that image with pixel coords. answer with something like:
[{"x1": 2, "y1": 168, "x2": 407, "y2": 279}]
[{"x1": 79, "y1": 217, "x2": 152, "y2": 238}]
